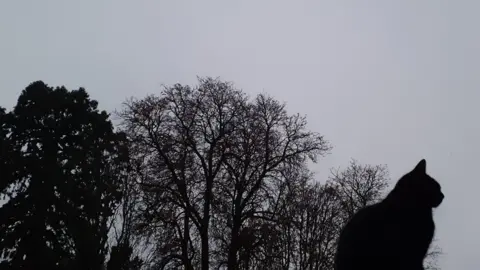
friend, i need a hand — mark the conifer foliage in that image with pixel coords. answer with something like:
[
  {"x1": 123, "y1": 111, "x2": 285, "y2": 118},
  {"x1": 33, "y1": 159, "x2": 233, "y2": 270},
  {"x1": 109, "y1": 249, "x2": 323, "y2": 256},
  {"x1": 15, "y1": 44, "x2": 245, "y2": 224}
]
[{"x1": 0, "y1": 81, "x2": 129, "y2": 270}]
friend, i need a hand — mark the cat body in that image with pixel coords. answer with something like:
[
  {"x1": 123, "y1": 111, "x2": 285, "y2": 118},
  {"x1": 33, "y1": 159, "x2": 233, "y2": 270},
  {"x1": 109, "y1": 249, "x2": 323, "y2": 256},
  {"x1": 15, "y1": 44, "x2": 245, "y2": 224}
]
[{"x1": 334, "y1": 159, "x2": 444, "y2": 270}]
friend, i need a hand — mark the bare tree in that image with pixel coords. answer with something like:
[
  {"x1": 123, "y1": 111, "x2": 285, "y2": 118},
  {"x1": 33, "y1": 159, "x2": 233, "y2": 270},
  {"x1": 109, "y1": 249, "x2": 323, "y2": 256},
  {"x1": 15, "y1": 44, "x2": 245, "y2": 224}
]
[
  {"x1": 218, "y1": 94, "x2": 331, "y2": 270},
  {"x1": 107, "y1": 167, "x2": 144, "y2": 270},
  {"x1": 236, "y1": 159, "x2": 391, "y2": 270},
  {"x1": 328, "y1": 159, "x2": 389, "y2": 221},
  {"x1": 118, "y1": 77, "x2": 331, "y2": 270},
  {"x1": 119, "y1": 78, "x2": 239, "y2": 269},
  {"x1": 230, "y1": 164, "x2": 316, "y2": 270}
]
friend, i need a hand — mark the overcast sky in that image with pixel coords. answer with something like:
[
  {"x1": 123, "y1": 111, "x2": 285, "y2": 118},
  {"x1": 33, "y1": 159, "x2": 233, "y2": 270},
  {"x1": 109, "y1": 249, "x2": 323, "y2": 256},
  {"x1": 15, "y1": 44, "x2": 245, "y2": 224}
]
[{"x1": 1, "y1": 1, "x2": 478, "y2": 269}]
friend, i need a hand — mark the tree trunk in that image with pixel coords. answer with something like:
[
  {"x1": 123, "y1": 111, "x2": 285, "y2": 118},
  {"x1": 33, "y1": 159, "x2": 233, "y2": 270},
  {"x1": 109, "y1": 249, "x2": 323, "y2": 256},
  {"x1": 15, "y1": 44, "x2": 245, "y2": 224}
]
[
  {"x1": 227, "y1": 193, "x2": 243, "y2": 270},
  {"x1": 227, "y1": 223, "x2": 240, "y2": 270},
  {"x1": 200, "y1": 225, "x2": 209, "y2": 270},
  {"x1": 201, "y1": 178, "x2": 213, "y2": 270},
  {"x1": 182, "y1": 210, "x2": 194, "y2": 270}
]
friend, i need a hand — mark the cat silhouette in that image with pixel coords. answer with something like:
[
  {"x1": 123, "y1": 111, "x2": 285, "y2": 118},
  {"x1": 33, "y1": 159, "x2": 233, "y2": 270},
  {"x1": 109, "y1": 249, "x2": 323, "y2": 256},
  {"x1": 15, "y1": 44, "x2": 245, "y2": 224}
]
[{"x1": 334, "y1": 159, "x2": 444, "y2": 270}]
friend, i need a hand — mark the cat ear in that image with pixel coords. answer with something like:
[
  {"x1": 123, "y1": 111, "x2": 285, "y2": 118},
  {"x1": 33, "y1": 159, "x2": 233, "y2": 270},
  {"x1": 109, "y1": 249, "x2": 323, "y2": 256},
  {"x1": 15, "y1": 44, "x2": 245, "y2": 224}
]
[{"x1": 413, "y1": 159, "x2": 427, "y2": 174}]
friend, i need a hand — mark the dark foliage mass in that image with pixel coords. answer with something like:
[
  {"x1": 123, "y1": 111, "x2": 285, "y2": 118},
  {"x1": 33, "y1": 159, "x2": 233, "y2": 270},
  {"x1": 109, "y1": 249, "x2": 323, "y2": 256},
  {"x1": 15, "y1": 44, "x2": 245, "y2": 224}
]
[
  {"x1": 0, "y1": 82, "x2": 132, "y2": 270},
  {"x1": 0, "y1": 78, "x2": 442, "y2": 270}
]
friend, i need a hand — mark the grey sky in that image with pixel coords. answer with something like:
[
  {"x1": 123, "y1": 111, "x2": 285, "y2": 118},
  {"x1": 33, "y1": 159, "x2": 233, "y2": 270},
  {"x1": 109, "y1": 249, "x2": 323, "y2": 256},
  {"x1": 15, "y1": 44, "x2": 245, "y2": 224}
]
[{"x1": 0, "y1": 1, "x2": 477, "y2": 269}]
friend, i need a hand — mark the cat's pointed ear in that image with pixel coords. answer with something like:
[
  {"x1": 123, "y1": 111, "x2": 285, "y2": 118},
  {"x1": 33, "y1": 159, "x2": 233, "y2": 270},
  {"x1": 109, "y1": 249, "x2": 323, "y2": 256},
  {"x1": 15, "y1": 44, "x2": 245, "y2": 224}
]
[{"x1": 413, "y1": 159, "x2": 427, "y2": 174}]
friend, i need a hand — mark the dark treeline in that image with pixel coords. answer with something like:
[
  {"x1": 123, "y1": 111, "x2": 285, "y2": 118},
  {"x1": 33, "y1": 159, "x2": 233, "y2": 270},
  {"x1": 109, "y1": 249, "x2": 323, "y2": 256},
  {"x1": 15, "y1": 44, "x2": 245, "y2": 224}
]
[{"x1": 0, "y1": 78, "x2": 441, "y2": 270}]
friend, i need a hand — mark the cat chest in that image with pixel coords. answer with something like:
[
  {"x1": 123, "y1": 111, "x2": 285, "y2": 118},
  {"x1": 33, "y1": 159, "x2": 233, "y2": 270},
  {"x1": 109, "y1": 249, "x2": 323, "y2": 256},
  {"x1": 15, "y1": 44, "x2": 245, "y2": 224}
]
[{"x1": 375, "y1": 213, "x2": 435, "y2": 243}]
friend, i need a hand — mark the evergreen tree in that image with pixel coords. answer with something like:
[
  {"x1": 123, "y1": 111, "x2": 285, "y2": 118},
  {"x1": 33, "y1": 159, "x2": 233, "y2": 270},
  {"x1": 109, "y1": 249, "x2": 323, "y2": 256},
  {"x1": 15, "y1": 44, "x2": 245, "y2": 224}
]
[{"x1": 0, "y1": 81, "x2": 129, "y2": 269}]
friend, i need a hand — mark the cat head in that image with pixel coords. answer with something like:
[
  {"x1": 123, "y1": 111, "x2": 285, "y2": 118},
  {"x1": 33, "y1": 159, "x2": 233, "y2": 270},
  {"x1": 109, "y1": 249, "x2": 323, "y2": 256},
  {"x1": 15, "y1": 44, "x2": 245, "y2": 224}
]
[{"x1": 393, "y1": 159, "x2": 444, "y2": 208}]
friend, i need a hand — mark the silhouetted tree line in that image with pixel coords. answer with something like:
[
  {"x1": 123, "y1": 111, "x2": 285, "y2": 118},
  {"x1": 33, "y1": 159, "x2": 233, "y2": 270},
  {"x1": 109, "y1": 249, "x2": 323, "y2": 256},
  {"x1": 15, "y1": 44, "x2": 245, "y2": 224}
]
[{"x1": 0, "y1": 78, "x2": 441, "y2": 270}]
